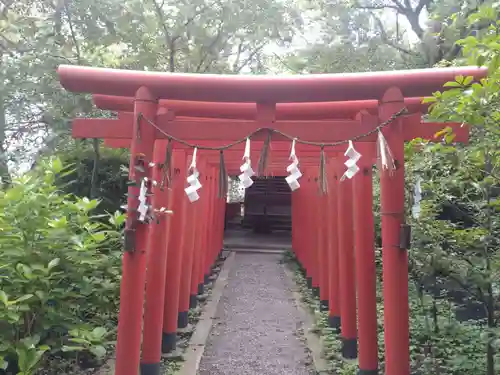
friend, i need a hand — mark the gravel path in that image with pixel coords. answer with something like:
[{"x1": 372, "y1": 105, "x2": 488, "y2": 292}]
[{"x1": 198, "y1": 252, "x2": 314, "y2": 375}]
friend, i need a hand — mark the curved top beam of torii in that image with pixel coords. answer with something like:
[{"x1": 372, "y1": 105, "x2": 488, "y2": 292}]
[
  {"x1": 58, "y1": 65, "x2": 487, "y2": 103},
  {"x1": 92, "y1": 95, "x2": 428, "y2": 120}
]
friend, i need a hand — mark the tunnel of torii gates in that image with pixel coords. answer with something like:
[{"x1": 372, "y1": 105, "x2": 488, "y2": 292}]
[{"x1": 57, "y1": 64, "x2": 487, "y2": 375}]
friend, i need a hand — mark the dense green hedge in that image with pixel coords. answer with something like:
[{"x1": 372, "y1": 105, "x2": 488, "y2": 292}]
[{"x1": 0, "y1": 158, "x2": 123, "y2": 374}]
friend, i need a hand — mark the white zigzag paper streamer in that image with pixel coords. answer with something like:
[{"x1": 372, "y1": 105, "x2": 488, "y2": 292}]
[
  {"x1": 185, "y1": 148, "x2": 202, "y2": 202},
  {"x1": 238, "y1": 138, "x2": 255, "y2": 189},
  {"x1": 138, "y1": 177, "x2": 149, "y2": 222},
  {"x1": 285, "y1": 139, "x2": 302, "y2": 191},
  {"x1": 341, "y1": 140, "x2": 361, "y2": 180}
]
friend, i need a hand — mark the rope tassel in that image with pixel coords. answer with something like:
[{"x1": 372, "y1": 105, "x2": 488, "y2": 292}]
[
  {"x1": 319, "y1": 145, "x2": 328, "y2": 194},
  {"x1": 377, "y1": 129, "x2": 396, "y2": 175},
  {"x1": 218, "y1": 150, "x2": 228, "y2": 198},
  {"x1": 160, "y1": 137, "x2": 173, "y2": 190},
  {"x1": 257, "y1": 129, "x2": 272, "y2": 176}
]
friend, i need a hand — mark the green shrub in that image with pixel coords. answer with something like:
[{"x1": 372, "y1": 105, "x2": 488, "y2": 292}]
[{"x1": 0, "y1": 157, "x2": 124, "y2": 374}]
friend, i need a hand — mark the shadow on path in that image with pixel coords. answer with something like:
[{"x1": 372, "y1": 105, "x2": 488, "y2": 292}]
[{"x1": 198, "y1": 252, "x2": 313, "y2": 375}]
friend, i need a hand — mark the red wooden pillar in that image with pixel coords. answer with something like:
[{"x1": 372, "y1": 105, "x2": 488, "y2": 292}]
[
  {"x1": 327, "y1": 162, "x2": 341, "y2": 332},
  {"x1": 313, "y1": 170, "x2": 322, "y2": 297},
  {"x1": 299, "y1": 184, "x2": 308, "y2": 272},
  {"x1": 194, "y1": 167, "x2": 210, "y2": 297},
  {"x1": 218, "y1": 197, "x2": 226, "y2": 257},
  {"x1": 337, "y1": 160, "x2": 358, "y2": 359},
  {"x1": 353, "y1": 140, "x2": 379, "y2": 375},
  {"x1": 141, "y1": 140, "x2": 174, "y2": 375},
  {"x1": 202, "y1": 168, "x2": 216, "y2": 285},
  {"x1": 294, "y1": 181, "x2": 306, "y2": 271},
  {"x1": 189, "y1": 160, "x2": 207, "y2": 308},
  {"x1": 161, "y1": 149, "x2": 187, "y2": 353},
  {"x1": 319, "y1": 191, "x2": 329, "y2": 311},
  {"x1": 379, "y1": 88, "x2": 410, "y2": 375},
  {"x1": 215, "y1": 180, "x2": 224, "y2": 261},
  {"x1": 291, "y1": 188, "x2": 301, "y2": 265},
  {"x1": 115, "y1": 88, "x2": 157, "y2": 375},
  {"x1": 213, "y1": 194, "x2": 224, "y2": 265},
  {"x1": 207, "y1": 170, "x2": 218, "y2": 283},
  {"x1": 178, "y1": 189, "x2": 197, "y2": 329},
  {"x1": 306, "y1": 170, "x2": 318, "y2": 291},
  {"x1": 295, "y1": 189, "x2": 305, "y2": 270}
]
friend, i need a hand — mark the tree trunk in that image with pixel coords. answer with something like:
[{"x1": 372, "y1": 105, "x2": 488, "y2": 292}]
[
  {"x1": 486, "y1": 285, "x2": 495, "y2": 375},
  {"x1": 89, "y1": 139, "x2": 100, "y2": 199},
  {"x1": 169, "y1": 40, "x2": 176, "y2": 72},
  {"x1": 0, "y1": 93, "x2": 12, "y2": 187},
  {"x1": 484, "y1": 151, "x2": 495, "y2": 375}
]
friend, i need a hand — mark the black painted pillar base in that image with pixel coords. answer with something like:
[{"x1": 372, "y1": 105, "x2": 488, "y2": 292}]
[
  {"x1": 312, "y1": 287, "x2": 320, "y2": 298},
  {"x1": 189, "y1": 294, "x2": 198, "y2": 309},
  {"x1": 320, "y1": 300, "x2": 329, "y2": 312},
  {"x1": 197, "y1": 283, "x2": 204, "y2": 295},
  {"x1": 341, "y1": 337, "x2": 358, "y2": 359},
  {"x1": 177, "y1": 311, "x2": 189, "y2": 328},
  {"x1": 140, "y1": 362, "x2": 160, "y2": 375},
  {"x1": 161, "y1": 332, "x2": 176, "y2": 353},
  {"x1": 358, "y1": 368, "x2": 378, "y2": 375},
  {"x1": 306, "y1": 277, "x2": 313, "y2": 289},
  {"x1": 328, "y1": 315, "x2": 341, "y2": 333},
  {"x1": 204, "y1": 274, "x2": 210, "y2": 285}
]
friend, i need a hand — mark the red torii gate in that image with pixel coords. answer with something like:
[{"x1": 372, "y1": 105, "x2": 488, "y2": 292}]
[{"x1": 58, "y1": 64, "x2": 486, "y2": 375}]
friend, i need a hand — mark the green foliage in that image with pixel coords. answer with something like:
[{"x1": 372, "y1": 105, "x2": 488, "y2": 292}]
[
  {"x1": 61, "y1": 327, "x2": 112, "y2": 360},
  {"x1": 0, "y1": 157, "x2": 123, "y2": 374},
  {"x1": 406, "y1": 4, "x2": 500, "y2": 374},
  {"x1": 407, "y1": 286, "x2": 488, "y2": 375},
  {"x1": 56, "y1": 144, "x2": 129, "y2": 215}
]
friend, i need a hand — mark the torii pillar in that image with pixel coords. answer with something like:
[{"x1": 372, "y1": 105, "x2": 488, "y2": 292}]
[
  {"x1": 378, "y1": 88, "x2": 410, "y2": 375},
  {"x1": 115, "y1": 88, "x2": 158, "y2": 375}
]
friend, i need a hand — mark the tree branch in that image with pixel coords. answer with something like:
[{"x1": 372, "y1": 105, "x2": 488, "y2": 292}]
[
  {"x1": 182, "y1": 5, "x2": 209, "y2": 29},
  {"x1": 415, "y1": 0, "x2": 431, "y2": 14},
  {"x1": 271, "y1": 52, "x2": 302, "y2": 74},
  {"x1": 232, "y1": 41, "x2": 244, "y2": 72},
  {"x1": 389, "y1": 0, "x2": 407, "y2": 11},
  {"x1": 152, "y1": 0, "x2": 172, "y2": 45},
  {"x1": 0, "y1": 39, "x2": 15, "y2": 57},
  {"x1": 351, "y1": 1, "x2": 400, "y2": 12},
  {"x1": 373, "y1": 15, "x2": 419, "y2": 56},
  {"x1": 233, "y1": 43, "x2": 266, "y2": 73},
  {"x1": 195, "y1": 26, "x2": 225, "y2": 72},
  {"x1": 64, "y1": 0, "x2": 81, "y2": 63}
]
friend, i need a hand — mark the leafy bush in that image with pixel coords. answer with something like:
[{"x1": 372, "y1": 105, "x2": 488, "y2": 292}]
[
  {"x1": 56, "y1": 145, "x2": 129, "y2": 216},
  {"x1": 403, "y1": 4, "x2": 500, "y2": 374},
  {"x1": 0, "y1": 157, "x2": 124, "y2": 374}
]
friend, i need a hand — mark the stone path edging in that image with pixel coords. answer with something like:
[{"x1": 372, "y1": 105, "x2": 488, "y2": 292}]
[{"x1": 283, "y1": 265, "x2": 330, "y2": 374}]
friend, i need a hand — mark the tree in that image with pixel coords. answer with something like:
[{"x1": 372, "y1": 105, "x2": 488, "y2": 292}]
[
  {"x1": 282, "y1": 0, "x2": 427, "y2": 73},
  {"x1": 1, "y1": 0, "x2": 304, "y2": 207}
]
